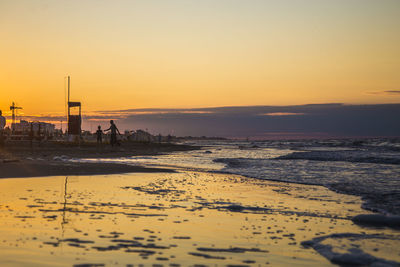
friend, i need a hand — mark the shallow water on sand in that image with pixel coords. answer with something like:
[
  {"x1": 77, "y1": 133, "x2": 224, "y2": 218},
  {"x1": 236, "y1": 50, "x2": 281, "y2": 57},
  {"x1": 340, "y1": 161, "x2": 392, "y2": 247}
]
[
  {"x1": 75, "y1": 138, "x2": 400, "y2": 215},
  {"x1": 0, "y1": 172, "x2": 399, "y2": 266}
]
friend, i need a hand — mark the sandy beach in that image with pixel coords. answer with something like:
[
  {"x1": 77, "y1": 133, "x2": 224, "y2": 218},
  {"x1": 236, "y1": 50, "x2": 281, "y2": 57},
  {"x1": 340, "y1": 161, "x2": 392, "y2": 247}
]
[
  {"x1": 0, "y1": 171, "x2": 399, "y2": 266},
  {"x1": 1, "y1": 141, "x2": 199, "y2": 159},
  {"x1": 0, "y1": 160, "x2": 174, "y2": 179},
  {"x1": 2, "y1": 1, "x2": 400, "y2": 265},
  {"x1": 1, "y1": 140, "x2": 400, "y2": 266},
  {"x1": 0, "y1": 141, "x2": 198, "y2": 178}
]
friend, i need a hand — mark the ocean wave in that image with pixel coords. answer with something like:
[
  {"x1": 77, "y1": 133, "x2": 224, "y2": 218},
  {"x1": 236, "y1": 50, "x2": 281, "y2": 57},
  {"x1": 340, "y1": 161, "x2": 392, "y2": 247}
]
[
  {"x1": 213, "y1": 158, "x2": 265, "y2": 168},
  {"x1": 276, "y1": 150, "x2": 400, "y2": 165},
  {"x1": 75, "y1": 138, "x2": 400, "y2": 216},
  {"x1": 258, "y1": 138, "x2": 400, "y2": 152},
  {"x1": 213, "y1": 157, "x2": 400, "y2": 215}
]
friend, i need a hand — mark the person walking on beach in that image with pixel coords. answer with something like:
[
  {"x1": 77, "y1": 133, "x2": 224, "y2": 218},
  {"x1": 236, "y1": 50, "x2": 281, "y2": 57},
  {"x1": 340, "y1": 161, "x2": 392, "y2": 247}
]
[
  {"x1": 96, "y1": 126, "x2": 103, "y2": 144},
  {"x1": 104, "y1": 120, "x2": 121, "y2": 147},
  {"x1": 96, "y1": 125, "x2": 103, "y2": 150},
  {"x1": 0, "y1": 110, "x2": 6, "y2": 148}
]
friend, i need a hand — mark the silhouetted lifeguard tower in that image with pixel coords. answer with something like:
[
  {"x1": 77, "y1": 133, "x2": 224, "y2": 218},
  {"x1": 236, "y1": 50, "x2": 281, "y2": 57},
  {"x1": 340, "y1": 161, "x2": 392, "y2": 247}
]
[{"x1": 67, "y1": 76, "x2": 82, "y2": 136}]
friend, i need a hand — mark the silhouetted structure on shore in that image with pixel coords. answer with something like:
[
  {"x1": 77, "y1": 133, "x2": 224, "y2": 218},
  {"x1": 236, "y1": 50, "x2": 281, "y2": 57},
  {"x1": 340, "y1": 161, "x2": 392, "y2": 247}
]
[
  {"x1": 9, "y1": 102, "x2": 22, "y2": 133},
  {"x1": 67, "y1": 76, "x2": 82, "y2": 137}
]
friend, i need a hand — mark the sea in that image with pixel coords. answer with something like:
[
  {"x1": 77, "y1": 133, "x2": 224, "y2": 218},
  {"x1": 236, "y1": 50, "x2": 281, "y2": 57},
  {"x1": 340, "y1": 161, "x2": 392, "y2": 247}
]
[{"x1": 77, "y1": 138, "x2": 400, "y2": 215}]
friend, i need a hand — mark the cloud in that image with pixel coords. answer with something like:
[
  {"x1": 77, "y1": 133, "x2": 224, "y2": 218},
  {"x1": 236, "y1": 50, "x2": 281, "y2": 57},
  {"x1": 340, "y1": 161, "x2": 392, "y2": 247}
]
[
  {"x1": 367, "y1": 90, "x2": 400, "y2": 95},
  {"x1": 8, "y1": 104, "x2": 400, "y2": 139},
  {"x1": 261, "y1": 112, "x2": 305, "y2": 116},
  {"x1": 108, "y1": 104, "x2": 400, "y2": 138}
]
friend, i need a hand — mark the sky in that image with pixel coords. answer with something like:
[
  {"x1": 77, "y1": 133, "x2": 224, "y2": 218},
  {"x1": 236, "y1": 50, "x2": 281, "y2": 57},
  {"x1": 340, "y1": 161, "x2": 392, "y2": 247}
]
[{"x1": 0, "y1": 0, "x2": 399, "y2": 137}]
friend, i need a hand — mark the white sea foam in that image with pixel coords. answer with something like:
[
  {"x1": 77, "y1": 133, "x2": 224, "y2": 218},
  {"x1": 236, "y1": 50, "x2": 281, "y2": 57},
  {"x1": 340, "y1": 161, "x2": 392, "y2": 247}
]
[
  {"x1": 302, "y1": 233, "x2": 400, "y2": 266},
  {"x1": 277, "y1": 150, "x2": 400, "y2": 165}
]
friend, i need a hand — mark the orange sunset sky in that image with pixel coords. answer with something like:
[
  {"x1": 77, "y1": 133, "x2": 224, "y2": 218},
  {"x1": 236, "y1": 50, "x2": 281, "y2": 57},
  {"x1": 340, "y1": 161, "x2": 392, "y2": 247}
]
[{"x1": 0, "y1": 0, "x2": 399, "y2": 118}]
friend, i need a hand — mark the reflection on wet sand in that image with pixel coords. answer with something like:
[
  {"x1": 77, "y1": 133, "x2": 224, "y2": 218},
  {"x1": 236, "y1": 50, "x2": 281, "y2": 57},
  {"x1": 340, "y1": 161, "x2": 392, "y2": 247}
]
[{"x1": 0, "y1": 172, "x2": 399, "y2": 266}]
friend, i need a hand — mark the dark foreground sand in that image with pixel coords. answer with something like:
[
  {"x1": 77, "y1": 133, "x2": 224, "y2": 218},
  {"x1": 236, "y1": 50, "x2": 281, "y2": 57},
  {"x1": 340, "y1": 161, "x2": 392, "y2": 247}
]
[
  {"x1": 2, "y1": 140, "x2": 199, "y2": 159},
  {"x1": 0, "y1": 141, "x2": 197, "y2": 178},
  {"x1": 0, "y1": 160, "x2": 174, "y2": 179}
]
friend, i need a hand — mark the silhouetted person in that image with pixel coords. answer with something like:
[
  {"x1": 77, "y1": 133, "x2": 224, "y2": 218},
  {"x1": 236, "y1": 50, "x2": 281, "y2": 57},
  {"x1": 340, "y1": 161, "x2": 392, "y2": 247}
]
[
  {"x1": 96, "y1": 125, "x2": 103, "y2": 144},
  {"x1": 96, "y1": 125, "x2": 103, "y2": 151},
  {"x1": 0, "y1": 110, "x2": 5, "y2": 148},
  {"x1": 104, "y1": 120, "x2": 121, "y2": 147}
]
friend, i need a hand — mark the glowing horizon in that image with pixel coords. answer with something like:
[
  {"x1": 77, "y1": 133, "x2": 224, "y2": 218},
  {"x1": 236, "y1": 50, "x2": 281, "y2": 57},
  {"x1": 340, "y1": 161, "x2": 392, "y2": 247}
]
[{"x1": 1, "y1": 0, "x2": 400, "y2": 116}]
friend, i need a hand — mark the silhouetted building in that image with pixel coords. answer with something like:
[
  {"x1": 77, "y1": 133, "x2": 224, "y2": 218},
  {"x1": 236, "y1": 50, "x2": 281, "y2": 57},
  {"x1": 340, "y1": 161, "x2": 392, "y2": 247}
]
[{"x1": 12, "y1": 120, "x2": 55, "y2": 135}]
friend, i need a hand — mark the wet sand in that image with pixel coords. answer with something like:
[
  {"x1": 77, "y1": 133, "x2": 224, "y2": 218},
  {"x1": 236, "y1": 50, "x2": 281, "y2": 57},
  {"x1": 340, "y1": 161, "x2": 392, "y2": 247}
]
[
  {"x1": 0, "y1": 141, "x2": 198, "y2": 178},
  {"x1": 0, "y1": 171, "x2": 399, "y2": 266},
  {"x1": 1, "y1": 141, "x2": 199, "y2": 160},
  {"x1": 0, "y1": 160, "x2": 174, "y2": 179}
]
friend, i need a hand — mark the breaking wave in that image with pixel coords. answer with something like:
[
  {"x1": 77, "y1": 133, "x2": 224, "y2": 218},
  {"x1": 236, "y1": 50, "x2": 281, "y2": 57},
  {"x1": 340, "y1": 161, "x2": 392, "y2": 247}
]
[{"x1": 276, "y1": 150, "x2": 400, "y2": 165}]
